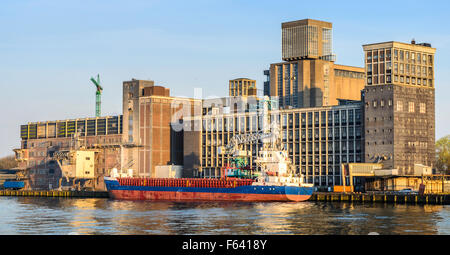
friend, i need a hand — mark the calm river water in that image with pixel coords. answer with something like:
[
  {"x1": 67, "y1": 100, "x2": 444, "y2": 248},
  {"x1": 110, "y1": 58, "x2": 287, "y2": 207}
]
[{"x1": 0, "y1": 196, "x2": 448, "y2": 235}]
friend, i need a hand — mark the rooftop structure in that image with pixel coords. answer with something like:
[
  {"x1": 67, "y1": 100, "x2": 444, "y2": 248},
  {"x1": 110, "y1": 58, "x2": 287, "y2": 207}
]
[
  {"x1": 268, "y1": 19, "x2": 365, "y2": 109},
  {"x1": 281, "y1": 19, "x2": 335, "y2": 61},
  {"x1": 229, "y1": 78, "x2": 257, "y2": 97}
]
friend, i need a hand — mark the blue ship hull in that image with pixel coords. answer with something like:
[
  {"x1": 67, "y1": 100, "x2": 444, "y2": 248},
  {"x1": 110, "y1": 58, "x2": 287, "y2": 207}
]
[{"x1": 105, "y1": 178, "x2": 314, "y2": 202}]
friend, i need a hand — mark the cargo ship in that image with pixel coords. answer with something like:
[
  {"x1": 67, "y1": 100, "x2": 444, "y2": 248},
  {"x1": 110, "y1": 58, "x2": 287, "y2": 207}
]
[{"x1": 104, "y1": 131, "x2": 314, "y2": 202}]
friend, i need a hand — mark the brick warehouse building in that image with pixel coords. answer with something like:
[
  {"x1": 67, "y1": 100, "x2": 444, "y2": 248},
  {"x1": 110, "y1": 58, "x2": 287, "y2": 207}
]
[{"x1": 121, "y1": 79, "x2": 201, "y2": 178}]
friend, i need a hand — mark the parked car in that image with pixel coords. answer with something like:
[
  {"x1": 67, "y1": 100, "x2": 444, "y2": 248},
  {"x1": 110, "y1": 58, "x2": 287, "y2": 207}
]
[{"x1": 397, "y1": 188, "x2": 418, "y2": 194}]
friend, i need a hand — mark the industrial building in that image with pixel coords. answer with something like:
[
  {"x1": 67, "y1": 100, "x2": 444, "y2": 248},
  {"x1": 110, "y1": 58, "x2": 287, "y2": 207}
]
[
  {"x1": 265, "y1": 19, "x2": 366, "y2": 109},
  {"x1": 121, "y1": 79, "x2": 201, "y2": 178},
  {"x1": 362, "y1": 41, "x2": 436, "y2": 173},
  {"x1": 191, "y1": 98, "x2": 364, "y2": 188},
  {"x1": 13, "y1": 18, "x2": 437, "y2": 192},
  {"x1": 14, "y1": 116, "x2": 123, "y2": 190}
]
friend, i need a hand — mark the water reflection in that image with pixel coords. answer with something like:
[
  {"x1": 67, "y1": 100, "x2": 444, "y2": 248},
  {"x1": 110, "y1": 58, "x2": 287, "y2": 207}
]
[{"x1": 0, "y1": 197, "x2": 448, "y2": 235}]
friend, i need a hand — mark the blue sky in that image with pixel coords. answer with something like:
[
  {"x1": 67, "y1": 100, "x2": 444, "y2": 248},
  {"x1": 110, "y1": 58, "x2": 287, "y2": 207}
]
[{"x1": 1, "y1": 0, "x2": 449, "y2": 157}]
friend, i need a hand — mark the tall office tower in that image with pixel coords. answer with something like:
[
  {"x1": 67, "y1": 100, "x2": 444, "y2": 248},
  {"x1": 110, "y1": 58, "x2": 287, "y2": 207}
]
[
  {"x1": 270, "y1": 19, "x2": 365, "y2": 109},
  {"x1": 363, "y1": 41, "x2": 436, "y2": 174},
  {"x1": 282, "y1": 19, "x2": 334, "y2": 61},
  {"x1": 229, "y1": 78, "x2": 257, "y2": 97}
]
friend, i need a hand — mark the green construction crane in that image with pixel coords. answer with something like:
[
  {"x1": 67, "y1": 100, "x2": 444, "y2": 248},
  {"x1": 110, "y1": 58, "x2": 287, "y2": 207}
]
[{"x1": 90, "y1": 74, "x2": 103, "y2": 117}]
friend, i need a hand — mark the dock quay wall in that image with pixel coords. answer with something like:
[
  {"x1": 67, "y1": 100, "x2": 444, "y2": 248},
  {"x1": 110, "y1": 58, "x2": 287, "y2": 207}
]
[
  {"x1": 0, "y1": 190, "x2": 109, "y2": 198},
  {"x1": 0, "y1": 190, "x2": 449, "y2": 204},
  {"x1": 310, "y1": 192, "x2": 450, "y2": 205}
]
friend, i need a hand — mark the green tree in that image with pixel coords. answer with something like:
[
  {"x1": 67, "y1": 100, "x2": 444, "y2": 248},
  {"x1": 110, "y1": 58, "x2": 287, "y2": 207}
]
[{"x1": 436, "y1": 135, "x2": 450, "y2": 174}]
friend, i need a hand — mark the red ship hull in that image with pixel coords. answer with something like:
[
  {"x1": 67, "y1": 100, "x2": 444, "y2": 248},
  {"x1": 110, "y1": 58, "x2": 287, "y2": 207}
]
[
  {"x1": 109, "y1": 189, "x2": 311, "y2": 202},
  {"x1": 105, "y1": 177, "x2": 314, "y2": 202}
]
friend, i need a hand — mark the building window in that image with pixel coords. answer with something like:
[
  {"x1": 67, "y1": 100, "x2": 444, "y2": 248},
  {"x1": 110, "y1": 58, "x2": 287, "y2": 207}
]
[
  {"x1": 408, "y1": 102, "x2": 415, "y2": 113},
  {"x1": 373, "y1": 51, "x2": 378, "y2": 62},
  {"x1": 386, "y1": 62, "x2": 391, "y2": 73},
  {"x1": 128, "y1": 110, "x2": 133, "y2": 143},
  {"x1": 420, "y1": 103, "x2": 426, "y2": 113},
  {"x1": 386, "y1": 75, "x2": 391, "y2": 83},
  {"x1": 397, "y1": 101, "x2": 403, "y2": 112},
  {"x1": 373, "y1": 100, "x2": 377, "y2": 108}
]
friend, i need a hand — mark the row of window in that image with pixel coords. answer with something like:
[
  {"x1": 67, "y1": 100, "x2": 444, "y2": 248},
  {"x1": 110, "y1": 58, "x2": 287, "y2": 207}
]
[
  {"x1": 366, "y1": 129, "x2": 393, "y2": 134},
  {"x1": 367, "y1": 49, "x2": 433, "y2": 66},
  {"x1": 367, "y1": 74, "x2": 433, "y2": 87},
  {"x1": 334, "y1": 69, "x2": 365, "y2": 79},
  {"x1": 201, "y1": 109, "x2": 362, "y2": 132},
  {"x1": 203, "y1": 139, "x2": 363, "y2": 153},
  {"x1": 394, "y1": 63, "x2": 432, "y2": 76},
  {"x1": 203, "y1": 154, "x2": 361, "y2": 164},
  {"x1": 367, "y1": 99, "x2": 427, "y2": 113},
  {"x1": 367, "y1": 62, "x2": 433, "y2": 77},
  {"x1": 21, "y1": 117, "x2": 123, "y2": 140},
  {"x1": 203, "y1": 132, "x2": 363, "y2": 149},
  {"x1": 23, "y1": 137, "x2": 122, "y2": 150},
  {"x1": 395, "y1": 76, "x2": 432, "y2": 86},
  {"x1": 396, "y1": 101, "x2": 427, "y2": 113}
]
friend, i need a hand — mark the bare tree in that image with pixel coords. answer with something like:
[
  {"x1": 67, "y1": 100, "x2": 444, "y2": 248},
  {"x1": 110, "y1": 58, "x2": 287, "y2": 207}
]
[{"x1": 0, "y1": 155, "x2": 17, "y2": 169}]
